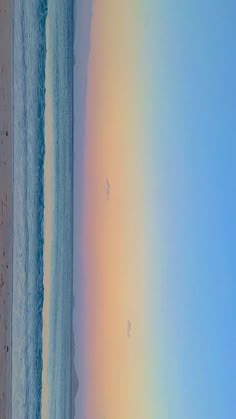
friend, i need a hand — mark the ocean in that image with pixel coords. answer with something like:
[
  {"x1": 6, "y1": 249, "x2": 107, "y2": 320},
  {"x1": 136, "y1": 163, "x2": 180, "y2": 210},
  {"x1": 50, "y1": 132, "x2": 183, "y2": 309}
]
[{"x1": 12, "y1": 0, "x2": 74, "y2": 418}]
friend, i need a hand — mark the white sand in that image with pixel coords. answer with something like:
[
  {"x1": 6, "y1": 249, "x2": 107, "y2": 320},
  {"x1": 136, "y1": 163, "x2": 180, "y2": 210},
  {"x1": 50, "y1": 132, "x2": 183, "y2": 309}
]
[{"x1": 0, "y1": 0, "x2": 13, "y2": 418}]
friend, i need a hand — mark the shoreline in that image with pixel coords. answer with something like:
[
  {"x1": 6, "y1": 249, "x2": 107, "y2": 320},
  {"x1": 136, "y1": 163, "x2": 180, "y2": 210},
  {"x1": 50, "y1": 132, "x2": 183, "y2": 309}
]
[{"x1": 0, "y1": 0, "x2": 13, "y2": 417}]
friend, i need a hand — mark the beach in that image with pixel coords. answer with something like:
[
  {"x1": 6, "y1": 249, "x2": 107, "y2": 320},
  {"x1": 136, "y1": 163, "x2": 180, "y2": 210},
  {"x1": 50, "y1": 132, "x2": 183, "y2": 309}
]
[{"x1": 0, "y1": 0, "x2": 12, "y2": 418}]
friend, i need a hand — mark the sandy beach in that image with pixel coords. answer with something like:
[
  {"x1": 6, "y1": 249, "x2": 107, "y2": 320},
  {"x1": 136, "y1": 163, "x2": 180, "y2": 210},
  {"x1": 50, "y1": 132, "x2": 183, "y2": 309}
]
[{"x1": 0, "y1": 0, "x2": 12, "y2": 418}]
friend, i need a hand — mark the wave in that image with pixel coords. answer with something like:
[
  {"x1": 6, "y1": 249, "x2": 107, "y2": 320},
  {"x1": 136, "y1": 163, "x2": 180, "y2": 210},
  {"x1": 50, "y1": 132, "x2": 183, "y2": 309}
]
[
  {"x1": 12, "y1": 0, "x2": 47, "y2": 418},
  {"x1": 13, "y1": 0, "x2": 74, "y2": 417}
]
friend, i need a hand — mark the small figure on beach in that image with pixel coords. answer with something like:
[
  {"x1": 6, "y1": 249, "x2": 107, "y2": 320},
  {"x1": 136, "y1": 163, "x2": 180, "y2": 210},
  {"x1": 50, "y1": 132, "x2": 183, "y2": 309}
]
[
  {"x1": 0, "y1": 273, "x2": 4, "y2": 288},
  {"x1": 1, "y1": 198, "x2": 7, "y2": 221}
]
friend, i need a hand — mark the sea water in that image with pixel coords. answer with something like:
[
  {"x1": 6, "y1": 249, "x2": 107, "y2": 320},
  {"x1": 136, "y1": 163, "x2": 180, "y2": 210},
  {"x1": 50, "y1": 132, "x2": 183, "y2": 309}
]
[
  {"x1": 12, "y1": 0, "x2": 73, "y2": 417},
  {"x1": 43, "y1": 0, "x2": 74, "y2": 418}
]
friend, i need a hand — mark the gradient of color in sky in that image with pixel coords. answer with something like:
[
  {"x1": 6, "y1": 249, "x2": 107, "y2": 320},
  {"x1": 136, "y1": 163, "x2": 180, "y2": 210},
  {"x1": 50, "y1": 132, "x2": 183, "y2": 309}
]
[{"x1": 74, "y1": 1, "x2": 236, "y2": 418}]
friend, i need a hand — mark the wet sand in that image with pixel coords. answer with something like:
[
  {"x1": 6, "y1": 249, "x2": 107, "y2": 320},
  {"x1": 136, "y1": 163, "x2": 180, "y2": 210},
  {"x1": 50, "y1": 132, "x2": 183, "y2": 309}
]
[{"x1": 0, "y1": 0, "x2": 12, "y2": 418}]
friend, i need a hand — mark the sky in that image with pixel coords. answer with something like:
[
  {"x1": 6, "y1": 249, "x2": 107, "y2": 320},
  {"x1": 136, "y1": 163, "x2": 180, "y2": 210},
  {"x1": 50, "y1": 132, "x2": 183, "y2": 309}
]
[{"x1": 74, "y1": 1, "x2": 236, "y2": 418}]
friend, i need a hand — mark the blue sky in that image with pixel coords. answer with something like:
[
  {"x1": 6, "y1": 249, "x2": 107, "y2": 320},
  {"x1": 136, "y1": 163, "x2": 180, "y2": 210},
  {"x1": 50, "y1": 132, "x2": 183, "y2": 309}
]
[
  {"x1": 148, "y1": 2, "x2": 236, "y2": 418},
  {"x1": 73, "y1": 1, "x2": 236, "y2": 417}
]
